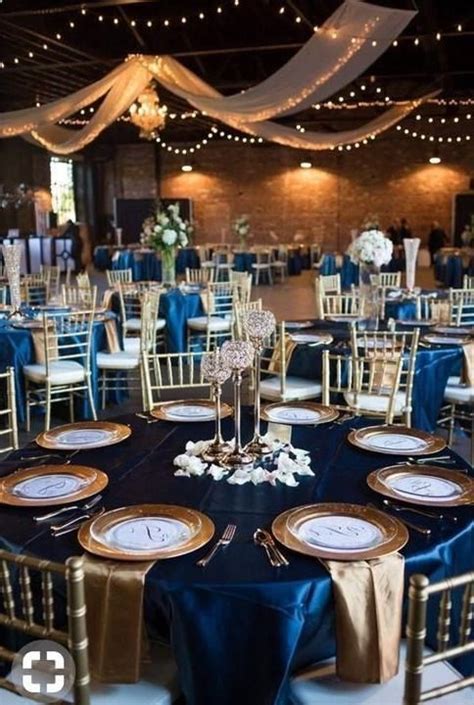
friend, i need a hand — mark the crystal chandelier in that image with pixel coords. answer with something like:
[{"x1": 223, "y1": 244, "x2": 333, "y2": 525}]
[{"x1": 129, "y1": 84, "x2": 167, "y2": 140}]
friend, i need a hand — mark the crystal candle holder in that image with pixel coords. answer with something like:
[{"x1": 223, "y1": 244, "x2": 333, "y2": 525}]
[
  {"x1": 201, "y1": 349, "x2": 233, "y2": 462},
  {"x1": 221, "y1": 340, "x2": 255, "y2": 466},
  {"x1": 2, "y1": 242, "x2": 23, "y2": 319},
  {"x1": 243, "y1": 309, "x2": 276, "y2": 456}
]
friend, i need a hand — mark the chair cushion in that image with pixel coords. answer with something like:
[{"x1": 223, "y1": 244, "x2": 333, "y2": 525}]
[
  {"x1": 23, "y1": 360, "x2": 85, "y2": 385},
  {"x1": 187, "y1": 316, "x2": 231, "y2": 332},
  {"x1": 260, "y1": 375, "x2": 322, "y2": 401},
  {"x1": 123, "y1": 337, "x2": 141, "y2": 355},
  {"x1": 97, "y1": 351, "x2": 139, "y2": 370},
  {"x1": 2, "y1": 641, "x2": 179, "y2": 705},
  {"x1": 444, "y1": 384, "x2": 474, "y2": 404},
  {"x1": 289, "y1": 642, "x2": 472, "y2": 705},
  {"x1": 343, "y1": 391, "x2": 406, "y2": 415},
  {"x1": 124, "y1": 317, "x2": 142, "y2": 332}
]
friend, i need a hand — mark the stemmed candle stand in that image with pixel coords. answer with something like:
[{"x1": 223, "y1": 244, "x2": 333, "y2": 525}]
[
  {"x1": 201, "y1": 350, "x2": 233, "y2": 462},
  {"x1": 220, "y1": 340, "x2": 255, "y2": 466}
]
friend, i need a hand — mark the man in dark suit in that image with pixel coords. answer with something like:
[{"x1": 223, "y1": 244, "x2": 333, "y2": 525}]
[{"x1": 428, "y1": 221, "x2": 448, "y2": 265}]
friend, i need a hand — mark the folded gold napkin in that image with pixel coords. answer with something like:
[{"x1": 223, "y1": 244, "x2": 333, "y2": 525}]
[
  {"x1": 103, "y1": 317, "x2": 121, "y2": 354},
  {"x1": 31, "y1": 327, "x2": 58, "y2": 365},
  {"x1": 268, "y1": 334, "x2": 296, "y2": 374},
  {"x1": 82, "y1": 554, "x2": 155, "y2": 682},
  {"x1": 200, "y1": 288, "x2": 215, "y2": 314},
  {"x1": 461, "y1": 341, "x2": 474, "y2": 387},
  {"x1": 322, "y1": 553, "x2": 404, "y2": 683}
]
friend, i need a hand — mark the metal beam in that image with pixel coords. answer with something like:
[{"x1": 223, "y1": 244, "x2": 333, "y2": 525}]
[
  {"x1": 118, "y1": 6, "x2": 147, "y2": 49},
  {"x1": 0, "y1": 0, "x2": 160, "y2": 17}
]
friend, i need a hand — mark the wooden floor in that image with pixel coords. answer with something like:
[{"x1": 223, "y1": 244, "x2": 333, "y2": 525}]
[{"x1": 17, "y1": 265, "x2": 470, "y2": 462}]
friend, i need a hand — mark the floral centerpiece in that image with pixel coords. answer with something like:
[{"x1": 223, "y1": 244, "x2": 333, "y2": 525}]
[
  {"x1": 233, "y1": 215, "x2": 251, "y2": 249},
  {"x1": 140, "y1": 202, "x2": 192, "y2": 285},
  {"x1": 348, "y1": 229, "x2": 393, "y2": 328}
]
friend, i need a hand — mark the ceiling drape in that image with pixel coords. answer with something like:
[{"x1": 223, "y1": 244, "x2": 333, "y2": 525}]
[{"x1": 0, "y1": 1, "x2": 422, "y2": 154}]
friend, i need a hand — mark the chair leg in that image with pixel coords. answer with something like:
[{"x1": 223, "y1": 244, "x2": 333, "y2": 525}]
[
  {"x1": 87, "y1": 375, "x2": 98, "y2": 421},
  {"x1": 447, "y1": 403, "x2": 455, "y2": 447},
  {"x1": 45, "y1": 383, "x2": 52, "y2": 431},
  {"x1": 101, "y1": 370, "x2": 107, "y2": 410},
  {"x1": 25, "y1": 382, "x2": 31, "y2": 433},
  {"x1": 69, "y1": 391, "x2": 75, "y2": 423}
]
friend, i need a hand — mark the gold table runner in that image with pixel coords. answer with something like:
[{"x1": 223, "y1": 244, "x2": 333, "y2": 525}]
[
  {"x1": 323, "y1": 553, "x2": 404, "y2": 683},
  {"x1": 461, "y1": 341, "x2": 474, "y2": 386}
]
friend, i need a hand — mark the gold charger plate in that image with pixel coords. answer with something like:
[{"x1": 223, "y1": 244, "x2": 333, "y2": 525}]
[
  {"x1": 423, "y1": 335, "x2": 471, "y2": 346},
  {"x1": 261, "y1": 402, "x2": 338, "y2": 426},
  {"x1": 78, "y1": 504, "x2": 215, "y2": 561},
  {"x1": 36, "y1": 421, "x2": 131, "y2": 450},
  {"x1": 347, "y1": 425, "x2": 446, "y2": 456},
  {"x1": 272, "y1": 503, "x2": 408, "y2": 561},
  {"x1": 289, "y1": 333, "x2": 333, "y2": 345},
  {"x1": 151, "y1": 399, "x2": 232, "y2": 423},
  {"x1": 0, "y1": 465, "x2": 108, "y2": 507},
  {"x1": 367, "y1": 465, "x2": 474, "y2": 508}
]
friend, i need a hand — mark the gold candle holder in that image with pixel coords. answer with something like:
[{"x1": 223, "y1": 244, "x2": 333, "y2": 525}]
[{"x1": 221, "y1": 340, "x2": 255, "y2": 466}]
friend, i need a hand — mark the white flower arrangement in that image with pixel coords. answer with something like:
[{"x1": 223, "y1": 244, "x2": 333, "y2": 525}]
[
  {"x1": 140, "y1": 202, "x2": 193, "y2": 252},
  {"x1": 232, "y1": 215, "x2": 251, "y2": 247},
  {"x1": 348, "y1": 229, "x2": 393, "y2": 268}
]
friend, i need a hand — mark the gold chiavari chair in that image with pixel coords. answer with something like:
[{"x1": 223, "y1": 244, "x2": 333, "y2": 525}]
[
  {"x1": 187, "y1": 281, "x2": 237, "y2": 352},
  {"x1": 197, "y1": 245, "x2": 215, "y2": 274},
  {"x1": 463, "y1": 275, "x2": 474, "y2": 289},
  {"x1": 322, "y1": 349, "x2": 403, "y2": 423},
  {"x1": 439, "y1": 381, "x2": 474, "y2": 464},
  {"x1": 318, "y1": 293, "x2": 361, "y2": 320},
  {"x1": 234, "y1": 299, "x2": 262, "y2": 339},
  {"x1": 251, "y1": 250, "x2": 273, "y2": 285},
  {"x1": 141, "y1": 349, "x2": 211, "y2": 412},
  {"x1": 290, "y1": 570, "x2": 474, "y2": 704},
  {"x1": 106, "y1": 268, "x2": 133, "y2": 286},
  {"x1": 0, "y1": 368, "x2": 18, "y2": 454},
  {"x1": 62, "y1": 284, "x2": 98, "y2": 309},
  {"x1": 260, "y1": 322, "x2": 322, "y2": 401},
  {"x1": 449, "y1": 288, "x2": 474, "y2": 326},
  {"x1": 369, "y1": 271, "x2": 402, "y2": 288},
  {"x1": 23, "y1": 307, "x2": 97, "y2": 431},
  {"x1": 213, "y1": 250, "x2": 233, "y2": 282},
  {"x1": 76, "y1": 271, "x2": 91, "y2": 289},
  {"x1": 351, "y1": 327, "x2": 420, "y2": 426},
  {"x1": 40, "y1": 264, "x2": 61, "y2": 299},
  {"x1": 229, "y1": 270, "x2": 252, "y2": 303},
  {"x1": 315, "y1": 274, "x2": 342, "y2": 318},
  {"x1": 185, "y1": 267, "x2": 215, "y2": 284},
  {"x1": 271, "y1": 246, "x2": 289, "y2": 282},
  {"x1": 21, "y1": 273, "x2": 50, "y2": 306},
  {"x1": 118, "y1": 282, "x2": 165, "y2": 354},
  {"x1": 0, "y1": 550, "x2": 90, "y2": 705}
]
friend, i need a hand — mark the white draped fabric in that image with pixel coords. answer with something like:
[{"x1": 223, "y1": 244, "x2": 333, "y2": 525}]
[{"x1": 0, "y1": 1, "x2": 421, "y2": 154}]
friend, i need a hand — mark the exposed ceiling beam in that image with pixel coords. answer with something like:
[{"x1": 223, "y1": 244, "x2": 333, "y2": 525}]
[
  {"x1": 118, "y1": 6, "x2": 147, "y2": 49},
  {"x1": 0, "y1": 0, "x2": 160, "y2": 17}
]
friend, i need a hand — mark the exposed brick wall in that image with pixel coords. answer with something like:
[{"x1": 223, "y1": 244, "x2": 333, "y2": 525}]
[{"x1": 159, "y1": 135, "x2": 474, "y2": 250}]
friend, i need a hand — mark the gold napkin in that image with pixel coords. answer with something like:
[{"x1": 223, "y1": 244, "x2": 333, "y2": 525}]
[
  {"x1": 200, "y1": 288, "x2": 215, "y2": 315},
  {"x1": 268, "y1": 334, "x2": 296, "y2": 374},
  {"x1": 31, "y1": 327, "x2": 58, "y2": 365},
  {"x1": 82, "y1": 554, "x2": 155, "y2": 682},
  {"x1": 461, "y1": 341, "x2": 474, "y2": 386},
  {"x1": 322, "y1": 553, "x2": 404, "y2": 683},
  {"x1": 103, "y1": 317, "x2": 121, "y2": 354}
]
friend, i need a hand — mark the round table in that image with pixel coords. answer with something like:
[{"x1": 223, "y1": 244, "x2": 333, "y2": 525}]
[{"x1": 0, "y1": 413, "x2": 471, "y2": 705}]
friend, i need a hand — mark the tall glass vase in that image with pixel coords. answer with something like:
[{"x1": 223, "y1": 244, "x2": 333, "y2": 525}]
[
  {"x1": 403, "y1": 238, "x2": 420, "y2": 291},
  {"x1": 2, "y1": 242, "x2": 23, "y2": 319},
  {"x1": 161, "y1": 248, "x2": 176, "y2": 287},
  {"x1": 359, "y1": 262, "x2": 380, "y2": 330}
]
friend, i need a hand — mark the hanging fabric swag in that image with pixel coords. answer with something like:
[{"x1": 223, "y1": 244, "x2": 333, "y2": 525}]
[{"x1": 0, "y1": 1, "x2": 423, "y2": 155}]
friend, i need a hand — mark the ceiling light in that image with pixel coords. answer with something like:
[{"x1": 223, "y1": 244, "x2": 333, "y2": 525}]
[
  {"x1": 300, "y1": 160, "x2": 312, "y2": 169},
  {"x1": 181, "y1": 164, "x2": 193, "y2": 172},
  {"x1": 429, "y1": 149, "x2": 441, "y2": 165}
]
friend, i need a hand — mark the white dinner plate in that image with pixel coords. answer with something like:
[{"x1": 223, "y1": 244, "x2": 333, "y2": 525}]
[
  {"x1": 100, "y1": 516, "x2": 192, "y2": 553},
  {"x1": 294, "y1": 515, "x2": 384, "y2": 553}
]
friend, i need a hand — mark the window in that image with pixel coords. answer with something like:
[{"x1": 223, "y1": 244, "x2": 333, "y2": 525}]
[{"x1": 50, "y1": 157, "x2": 76, "y2": 225}]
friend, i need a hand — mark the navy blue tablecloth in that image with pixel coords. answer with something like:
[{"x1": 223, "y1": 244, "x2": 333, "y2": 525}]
[
  {"x1": 93, "y1": 246, "x2": 112, "y2": 271},
  {"x1": 159, "y1": 289, "x2": 203, "y2": 352},
  {"x1": 0, "y1": 413, "x2": 471, "y2": 705},
  {"x1": 111, "y1": 249, "x2": 200, "y2": 281},
  {"x1": 434, "y1": 254, "x2": 474, "y2": 288}
]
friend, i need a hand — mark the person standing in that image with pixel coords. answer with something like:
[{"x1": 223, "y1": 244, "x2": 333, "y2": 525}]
[
  {"x1": 400, "y1": 218, "x2": 413, "y2": 241},
  {"x1": 460, "y1": 224, "x2": 473, "y2": 246},
  {"x1": 428, "y1": 221, "x2": 448, "y2": 265},
  {"x1": 386, "y1": 218, "x2": 402, "y2": 246}
]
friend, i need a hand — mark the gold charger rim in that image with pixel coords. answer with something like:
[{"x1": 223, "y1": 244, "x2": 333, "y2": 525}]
[
  {"x1": 367, "y1": 465, "x2": 474, "y2": 507},
  {"x1": 78, "y1": 503, "x2": 215, "y2": 561},
  {"x1": 272, "y1": 502, "x2": 409, "y2": 561},
  {"x1": 0, "y1": 464, "x2": 108, "y2": 507},
  {"x1": 347, "y1": 425, "x2": 446, "y2": 456},
  {"x1": 423, "y1": 335, "x2": 472, "y2": 345},
  {"x1": 36, "y1": 421, "x2": 131, "y2": 450},
  {"x1": 289, "y1": 332, "x2": 333, "y2": 345},
  {"x1": 261, "y1": 401, "x2": 339, "y2": 426},
  {"x1": 150, "y1": 399, "x2": 233, "y2": 422}
]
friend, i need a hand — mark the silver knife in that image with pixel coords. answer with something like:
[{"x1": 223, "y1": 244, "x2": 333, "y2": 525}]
[{"x1": 51, "y1": 507, "x2": 104, "y2": 535}]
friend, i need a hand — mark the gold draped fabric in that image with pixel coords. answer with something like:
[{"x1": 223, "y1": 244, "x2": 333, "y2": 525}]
[
  {"x1": 82, "y1": 554, "x2": 155, "y2": 682},
  {"x1": 0, "y1": 2, "x2": 428, "y2": 154},
  {"x1": 323, "y1": 553, "x2": 405, "y2": 683},
  {"x1": 461, "y1": 342, "x2": 474, "y2": 386}
]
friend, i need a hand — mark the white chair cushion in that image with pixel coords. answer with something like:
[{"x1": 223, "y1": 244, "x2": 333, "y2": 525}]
[
  {"x1": 123, "y1": 337, "x2": 141, "y2": 355},
  {"x1": 252, "y1": 263, "x2": 271, "y2": 269},
  {"x1": 124, "y1": 317, "x2": 142, "y2": 332},
  {"x1": 23, "y1": 361, "x2": 85, "y2": 385},
  {"x1": 2, "y1": 642, "x2": 179, "y2": 705},
  {"x1": 97, "y1": 351, "x2": 139, "y2": 370},
  {"x1": 343, "y1": 391, "x2": 406, "y2": 415},
  {"x1": 444, "y1": 384, "x2": 474, "y2": 404},
  {"x1": 260, "y1": 376, "x2": 322, "y2": 401},
  {"x1": 187, "y1": 316, "x2": 231, "y2": 332},
  {"x1": 290, "y1": 642, "x2": 472, "y2": 705},
  {"x1": 447, "y1": 376, "x2": 462, "y2": 386}
]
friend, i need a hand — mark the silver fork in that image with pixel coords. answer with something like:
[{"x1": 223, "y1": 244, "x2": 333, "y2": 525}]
[
  {"x1": 34, "y1": 494, "x2": 103, "y2": 523},
  {"x1": 19, "y1": 450, "x2": 81, "y2": 462},
  {"x1": 135, "y1": 412, "x2": 159, "y2": 424},
  {"x1": 197, "y1": 524, "x2": 236, "y2": 567},
  {"x1": 52, "y1": 507, "x2": 105, "y2": 537}
]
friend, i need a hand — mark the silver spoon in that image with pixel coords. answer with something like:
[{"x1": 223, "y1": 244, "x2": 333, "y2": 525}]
[
  {"x1": 135, "y1": 412, "x2": 159, "y2": 424},
  {"x1": 381, "y1": 498, "x2": 456, "y2": 522},
  {"x1": 34, "y1": 494, "x2": 103, "y2": 523}
]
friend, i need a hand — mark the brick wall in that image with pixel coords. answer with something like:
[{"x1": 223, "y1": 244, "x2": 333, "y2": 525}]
[{"x1": 159, "y1": 135, "x2": 474, "y2": 249}]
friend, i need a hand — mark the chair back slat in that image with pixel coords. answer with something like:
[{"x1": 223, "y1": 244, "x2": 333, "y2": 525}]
[
  {"x1": 437, "y1": 589, "x2": 452, "y2": 653},
  {"x1": 449, "y1": 288, "x2": 474, "y2": 325},
  {"x1": 62, "y1": 284, "x2": 97, "y2": 308},
  {"x1": 141, "y1": 349, "x2": 210, "y2": 411},
  {"x1": 42, "y1": 570, "x2": 55, "y2": 632},
  {"x1": 234, "y1": 299, "x2": 262, "y2": 339},
  {"x1": 0, "y1": 368, "x2": 19, "y2": 454},
  {"x1": 19, "y1": 565, "x2": 35, "y2": 626},
  {"x1": 186, "y1": 267, "x2": 215, "y2": 284},
  {"x1": 106, "y1": 268, "x2": 133, "y2": 286}
]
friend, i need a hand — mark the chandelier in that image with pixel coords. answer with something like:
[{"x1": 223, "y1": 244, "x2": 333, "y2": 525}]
[{"x1": 129, "y1": 84, "x2": 167, "y2": 140}]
